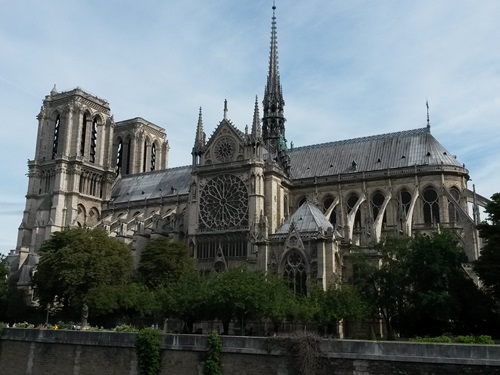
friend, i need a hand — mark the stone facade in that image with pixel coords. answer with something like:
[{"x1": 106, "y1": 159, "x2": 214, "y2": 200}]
[{"x1": 7, "y1": 7, "x2": 489, "y2": 291}]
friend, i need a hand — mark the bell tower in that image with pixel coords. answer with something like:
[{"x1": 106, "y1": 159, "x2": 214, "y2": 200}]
[{"x1": 16, "y1": 86, "x2": 116, "y2": 254}]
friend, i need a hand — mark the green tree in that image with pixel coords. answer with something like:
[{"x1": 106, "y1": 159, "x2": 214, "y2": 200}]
[
  {"x1": 207, "y1": 267, "x2": 268, "y2": 335},
  {"x1": 403, "y1": 232, "x2": 469, "y2": 336},
  {"x1": 352, "y1": 236, "x2": 412, "y2": 339},
  {"x1": 309, "y1": 282, "x2": 368, "y2": 336},
  {"x1": 137, "y1": 237, "x2": 194, "y2": 289},
  {"x1": 159, "y1": 265, "x2": 209, "y2": 333},
  {"x1": 474, "y1": 193, "x2": 500, "y2": 301},
  {"x1": 262, "y1": 274, "x2": 296, "y2": 334},
  {"x1": 86, "y1": 282, "x2": 160, "y2": 324},
  {"x1": 0, "y1": 256, "x2": 8, "y2": 303},
  {"x1": 32, "y1": 228, "x2": 134, "y2": 318},
  {"x1": 0, "y1": 256, "x2": 9, "y2": 319},
  {"x1": 353, "y1": 232, "x2": 489, "y2": 338}
]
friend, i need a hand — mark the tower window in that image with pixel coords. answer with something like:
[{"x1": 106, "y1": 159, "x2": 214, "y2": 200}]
[
  {"x1": 80, "y1": 114, "x2": 87, "y2": 156},
  {"x1": 143, "y1": 140, "x2": 147, "y2": 172},
  {"x1": 52, "y1": 115, "x2": 60, "y2": 159},
  {"x1": 151, "y1": 143, "x2": 156, "y2": 171},
  {"x1": 90, "y1": 118, "x2": 98, "y2": 163},
  {"x1": 116, "y1": 140, "x2": 123, "y2": 175}
]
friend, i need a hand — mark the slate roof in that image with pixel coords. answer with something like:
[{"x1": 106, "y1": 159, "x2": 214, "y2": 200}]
[
  {"x1": 111, "y1": 165, "x2": 192, "y2": 204},
  {"x1": 288, "y1": 127, "x2": 462, "y2": 179},
  {"x1": 110, "y1": 127, "x2": 464, "y2": 204},
  {"x1": 277, "y1": 201, "x2": 333, "y2": 234}
]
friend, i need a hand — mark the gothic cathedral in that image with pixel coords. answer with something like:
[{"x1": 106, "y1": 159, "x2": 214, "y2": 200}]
[{"x1": 8, "y1": 6, "x2": 489, "y2": 292}]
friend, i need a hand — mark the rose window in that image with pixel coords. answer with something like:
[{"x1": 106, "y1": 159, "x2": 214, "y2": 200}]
[
  {"x1": 199, "y1": 174, "x2": 248, "y2": 230},
  {"x1": 214, "y1": 137, "x2": 237, "y2": 163}
]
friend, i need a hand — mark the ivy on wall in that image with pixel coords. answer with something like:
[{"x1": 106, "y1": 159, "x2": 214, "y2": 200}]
[
  {"x1": 204, "y1": 331, "x2": 223, "y2": 375},
  {"x1": 136, "y1": 328, "x2": 162, "y2": 375}
]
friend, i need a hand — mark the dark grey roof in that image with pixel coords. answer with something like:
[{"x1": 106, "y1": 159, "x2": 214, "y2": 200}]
[
  {"x1": 277, "y1": 201, "x2": 333, "y2": 234},
  {"x1": 111, "y1": 166, "x2": 192, "y2": 204},
  {"x1": 288, "y1": 128, "x2": 462, "y2": 179}
]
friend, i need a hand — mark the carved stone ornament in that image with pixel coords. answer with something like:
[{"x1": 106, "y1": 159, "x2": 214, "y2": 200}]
[
  {"x1": 213, "y1": 136, "x2": 236, "y2": 163},
  {"x1": 199, "y1": 174, "x2": 248, "y2": 230}
]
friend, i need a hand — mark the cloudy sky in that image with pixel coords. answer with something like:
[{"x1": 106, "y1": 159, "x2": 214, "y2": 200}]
[{"x1": 1, "y1": 1, "x2": 499, "y2": 254}]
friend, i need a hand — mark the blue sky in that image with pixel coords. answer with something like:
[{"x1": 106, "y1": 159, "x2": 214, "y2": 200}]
[{"x1": 1, "y1": 1, "x2": 499, "y2": 254}]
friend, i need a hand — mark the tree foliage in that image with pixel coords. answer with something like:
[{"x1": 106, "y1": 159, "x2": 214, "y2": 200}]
[
  {"x1": 474, "y1": 193, "x2": 500, "y2": 301},
  {"x1": 32, "y1": 228, "x2": 134, "y2": 318},
  {"x1": 159, "y1": 265, "x2": 209, "y2": 333},
  {"x1": 353, "y1": 232, "x2": 493, "y2": 338},
  {"x1": 309, "y1": 282, "x2": 368, "y2": 335},
  {"x1": 207, "y1": 267, "x2": 269, "y2": 334},
  {"x1": 137, "y1": 237, "x2": 194, "y2": 289}
]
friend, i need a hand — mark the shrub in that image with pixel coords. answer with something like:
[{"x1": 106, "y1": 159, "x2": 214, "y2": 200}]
[
  {"x1": 410, "y1": 335, "x2": 495, "y2": 344},
  {"x1": 115, "y1": 324, "x2": 138, "y2": 332}
]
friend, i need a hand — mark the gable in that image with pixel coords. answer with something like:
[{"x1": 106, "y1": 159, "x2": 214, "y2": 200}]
[{"x1": 202, "y1": 119, "x2": 245, "y2": 166}]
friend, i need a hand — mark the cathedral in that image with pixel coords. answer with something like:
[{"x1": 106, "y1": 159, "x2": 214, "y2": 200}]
[{"x1": 8, "y1": 6, "x2": 489, "y2": 292}]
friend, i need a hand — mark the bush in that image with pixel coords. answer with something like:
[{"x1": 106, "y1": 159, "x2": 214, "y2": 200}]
[
  {"x1": 115, "y1": 324, "x2": 138, "y2": 332},
  {"x1": 410, "y1": 335, "x2": 495, "y2": 344},
  {"x1": 0, "y1": 322, "x2": 6, "y2": 334}
]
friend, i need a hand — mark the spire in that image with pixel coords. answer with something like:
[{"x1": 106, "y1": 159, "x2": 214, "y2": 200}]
[
  {"x1": 223, "y1": 99, "x2": 228, "y2": 120},
  {"x1": 262, "y1": 2, "x2": 289, "y2": 174},
  {"x1": 263, "y1": 2, "x2": 284, "y2": 119},
  {"x1": 252, "y1": 96, "x2": 261, "y2": 138},
  {"x1": 426, "y1": 99, "x2": 431, "y2": 132},
  {"x1": 195, "y1": 107, "x2": 204, "y2": 147}
]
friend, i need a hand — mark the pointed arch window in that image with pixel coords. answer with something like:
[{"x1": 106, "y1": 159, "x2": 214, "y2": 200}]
[
  {"x1": 323, "y1": 195, "x2": 337, "y2": 226},
  {"x1": 150, "y1": 143, "x2": 156, "y2": 171},
  {"x1": 283, "y1": 250, "x2": 307, "y2": 296},
  {"x1": 398, "y1": 188, "x2": 412, "y2": 217},
  {"x1": 116, "y1": 139, "x2": 123, "y2": 175},
  {"x1": 143, "y1": 140, "x2": 147, "y2": 172},
  {"x1": 371, "y1": 191, "x2": 387, "y2": 225},
  {"x1": 90, "y1": 118, "x2": 98, "y2": 163},
  {"x1": 126, "y1": 138, "x2": 132, "y2": 174},
  {"x1": 52, "y1": 115, "x2": 60, "y2": 159},
  {"x1": 423, "y1": 187, "x2": 440, "y2": 225},
  {"x1": 80, "y1": 114, "x2": 87, "y2": 156},
  {"x1": 448, "y1": 187, "x2": 460, "y2": 224},
  {"x1": 347, "y1": 193, "x2": 362, "y2": 230}
]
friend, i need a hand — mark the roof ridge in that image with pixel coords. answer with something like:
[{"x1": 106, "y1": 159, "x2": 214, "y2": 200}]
[
  {"x1": 120, "y1": 165, "x2": 192, "y2": 179},
  {"x1": 290, "y1": 127, "x2": 429, "y2": 152}
]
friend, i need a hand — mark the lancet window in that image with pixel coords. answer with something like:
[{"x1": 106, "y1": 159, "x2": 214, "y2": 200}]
[
  {"x1": 151, "y1": 143, "x2": 156, "y2": 171},
  {"x1": 80, "y1": 114, "x2": 87, "y2": 156},
  {"x1": 283, "y1": 250, "x2": 307, "y2": 296},
  {"x1": 347, "y1": 193, "x2": 362, "y2": 230},
  {"x1": 90, "y1": 118, "x2": 98, "y2": 163},
  {"x1": 116, "y1": 139, "x2": 123, "y2": 175},
  {"x1": 448, "y1": 187, "x2": 460, "y2": 224},
  {"x1": 423, "y1": 186, "x2": 440, "y2": 225},
  {"x1": 52, "y1": 115, "x2": 60, "y2": 159},
  {"x1": 323, "y1": 195, "x2": 337, "y2": 226},
  {"x1": 371, "y1": 191, "x2": 387, "y2": 225}
]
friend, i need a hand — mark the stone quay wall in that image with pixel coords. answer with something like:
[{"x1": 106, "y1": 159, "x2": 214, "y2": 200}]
[{"x1": 1, "y1": 328, "x2": 500, "y2": 374}]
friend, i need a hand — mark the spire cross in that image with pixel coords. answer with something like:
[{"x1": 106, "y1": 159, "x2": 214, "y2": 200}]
[{"x1": 426, "y1": 99, "x2": 430, "y2": 129}]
